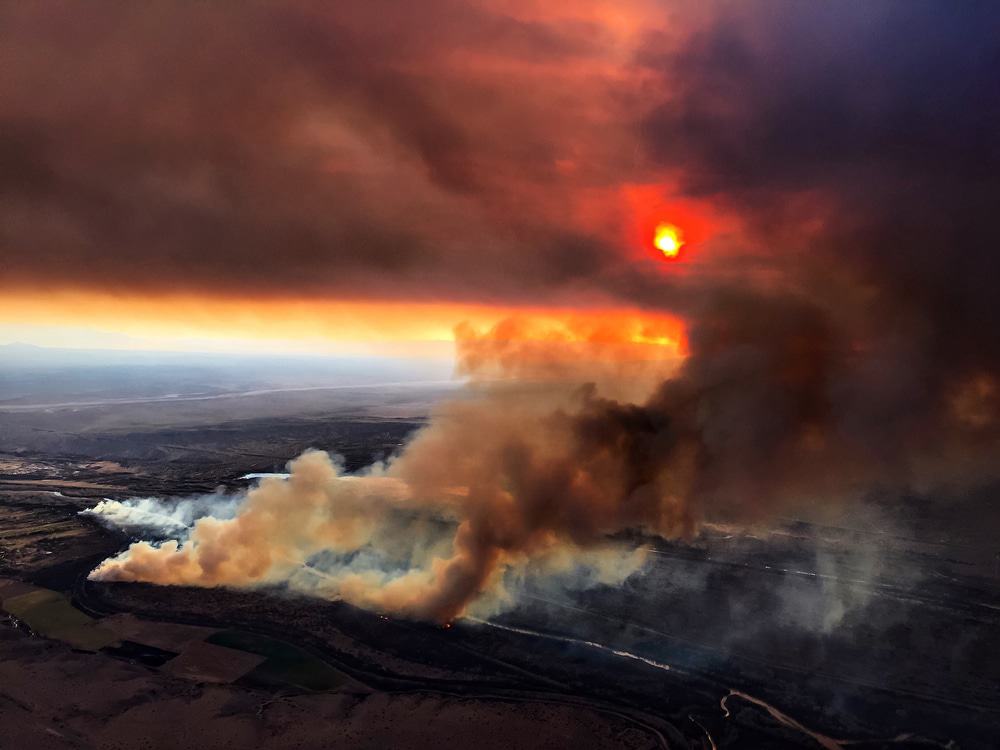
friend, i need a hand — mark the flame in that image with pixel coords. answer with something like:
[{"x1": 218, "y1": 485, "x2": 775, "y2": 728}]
[{"x1": 654, "y1": 223, "x2": 684, "y2": 258}]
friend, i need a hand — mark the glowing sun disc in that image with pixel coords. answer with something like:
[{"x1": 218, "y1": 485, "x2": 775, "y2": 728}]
[{"x1": 654, "y1": 223, "x2": 684, "y2": 258}]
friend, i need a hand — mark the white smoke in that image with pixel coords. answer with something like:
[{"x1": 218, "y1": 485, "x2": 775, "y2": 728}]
[
  {"x1": 83, "y1": 452, "x2": 646, "y2": 621},
  {"x1": 81, "y1": 492, "x2": 243, "y2": 539}
]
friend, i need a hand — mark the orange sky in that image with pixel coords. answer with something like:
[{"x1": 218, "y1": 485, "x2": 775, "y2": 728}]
[
  {"x1": 6, "y1": 0, "x2": 984, "y2": 368},
  {"x1": 0, "y1": 290, "x2": 686, "y2": 359},
  {"x1": 0, "y1": 0, "x2": 715, "y2": 358}
]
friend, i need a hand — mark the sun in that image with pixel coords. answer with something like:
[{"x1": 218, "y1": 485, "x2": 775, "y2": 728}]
[{"x1": 654, "y1": 223, "x2": 684, "y2": 259}]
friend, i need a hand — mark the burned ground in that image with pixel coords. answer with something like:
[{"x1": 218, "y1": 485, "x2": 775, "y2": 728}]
[{"x1": 0, "y1": 377, "x2": 998, "y2": 749}]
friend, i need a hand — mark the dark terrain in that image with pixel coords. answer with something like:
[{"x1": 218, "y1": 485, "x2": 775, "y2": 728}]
[{"x1": 1, "y1": 353, "x2": 998, "y2": 749}]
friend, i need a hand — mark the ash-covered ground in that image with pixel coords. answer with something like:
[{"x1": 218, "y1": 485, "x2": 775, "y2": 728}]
[{"x1": 1, "y1": 352, "x2": 998, "y2": 749}]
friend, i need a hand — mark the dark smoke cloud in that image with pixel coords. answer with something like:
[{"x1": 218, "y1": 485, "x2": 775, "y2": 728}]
[
  {"x1": 641, "y1": 1, "x2": 1000, "y2": 379},
  {"x1": 90, "y1": 291, "x2": 998, "y2": 622},
  {"x1": 3, "y1": 1, "x2": 1000, "y2": 325},
  {"x1": 0, "y1": 0, "x2": 637, "y2": 304}
]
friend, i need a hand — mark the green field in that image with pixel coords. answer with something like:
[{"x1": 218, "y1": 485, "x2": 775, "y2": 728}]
[
  {"x1": 3, "y1": 589, "x2": 119, "y2": 651},
  {"x1": 207, "y1": 630, "x2": 349, "y2": 691}
]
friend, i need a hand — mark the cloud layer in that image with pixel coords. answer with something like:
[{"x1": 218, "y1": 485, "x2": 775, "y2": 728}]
[{"x1": 1, "y1": 1, "x2": 654, "y2": 305}]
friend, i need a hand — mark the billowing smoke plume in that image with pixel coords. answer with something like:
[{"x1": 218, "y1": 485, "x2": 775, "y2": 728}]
[{"x1": 89, "y1": 294, "x2": 999, "y2": 622}]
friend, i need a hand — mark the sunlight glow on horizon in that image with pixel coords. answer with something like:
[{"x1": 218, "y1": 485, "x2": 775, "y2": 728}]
[{"x1": 0, "y1": 291, "x2": 687, "y2": 360}]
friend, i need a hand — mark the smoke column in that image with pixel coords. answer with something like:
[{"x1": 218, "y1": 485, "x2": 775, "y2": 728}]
[{"x1": 88, "y1": 296, "x2": 999, "y2": 623}]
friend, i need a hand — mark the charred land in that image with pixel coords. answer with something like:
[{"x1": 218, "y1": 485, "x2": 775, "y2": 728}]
[{"x1": 0, "y1": 363, "x2": 997, "y2": 749}]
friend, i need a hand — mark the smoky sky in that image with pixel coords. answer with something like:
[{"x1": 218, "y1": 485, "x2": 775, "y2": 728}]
[
  {"x1": 1, "y1": 0, "x2": 999, "y2": 321},
  {"x1": 641, "y1": 2, "x2": 1000, "y2": 367},
  {"x1": 0, "y1": 0, "x2": 630, "y2": 304}
]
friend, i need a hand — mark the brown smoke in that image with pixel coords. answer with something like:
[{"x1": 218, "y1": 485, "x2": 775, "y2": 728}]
[
  {"x1": 90, "y1": 294, "x2": 1000, "y2": 622},
  {"x1": 453, "y1": 313, "x2": 685, "y2": 401}
]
